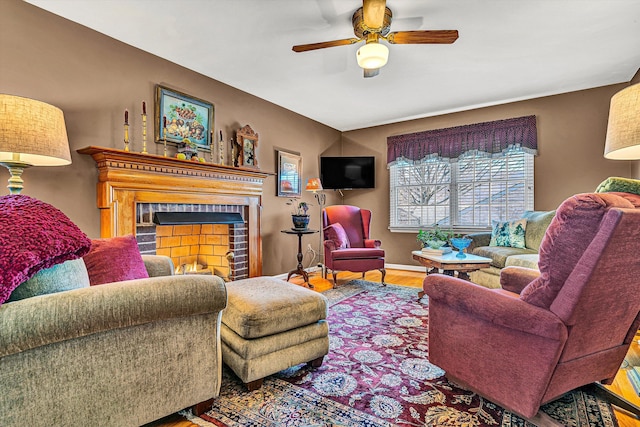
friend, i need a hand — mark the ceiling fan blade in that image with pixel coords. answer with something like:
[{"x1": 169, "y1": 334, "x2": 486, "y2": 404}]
[
  {"x1": 363, "y1": 0, "x2": 387, "y2": 29},
  {"x1": 386, "y1": 30, "x2": 459, "y2": 44},
  {"x1": 292, "y1": 38, "x2": 361, "y2": 52},
  {"x1": 364, "y1": 68, "x2": 380, "y2": 78}
]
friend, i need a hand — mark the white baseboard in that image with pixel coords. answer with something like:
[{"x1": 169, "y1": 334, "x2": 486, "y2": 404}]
[{"x1": 385, "y1": 263, "x2": 425, "y2": 272}]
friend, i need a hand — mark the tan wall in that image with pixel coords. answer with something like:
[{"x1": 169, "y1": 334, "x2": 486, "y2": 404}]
[
  {"x1": 2, "y1": 0, "x2": 636, "y2": 274},
  {"x1": 0, "y1": 0, "x2": 341, "y2": 276},
  {"x1": 341, "y1": 84, "x2": 634, "y2": 267}
]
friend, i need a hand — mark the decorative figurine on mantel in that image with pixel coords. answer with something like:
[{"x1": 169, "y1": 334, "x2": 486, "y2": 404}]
[
  {"x1": 231, "y1": 137, "x2": 241, "y2": 167},
  {"x1": 177, "y1": 139, "x2": 198, "y2": 160}
]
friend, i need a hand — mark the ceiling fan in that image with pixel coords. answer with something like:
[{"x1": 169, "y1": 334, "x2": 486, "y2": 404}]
[{"x1": 292, "y1": 0, "x2": 458, "y2": 78}]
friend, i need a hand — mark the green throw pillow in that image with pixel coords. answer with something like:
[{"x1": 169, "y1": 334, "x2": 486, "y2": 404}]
[
  {"x1": 595, "y1": 177, "x2": 640, "y2": 196},
  {"x1": 489, "y1": 219, "x2": 527, "y2": 249},
  {"x1": 8, "y1": 258, "x2": 90, "y2": 302}
]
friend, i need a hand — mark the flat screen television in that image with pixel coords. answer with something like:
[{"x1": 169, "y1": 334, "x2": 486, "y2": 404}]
[{"x1": 320, "y1": 156, "x2": 376, "y2": 189}]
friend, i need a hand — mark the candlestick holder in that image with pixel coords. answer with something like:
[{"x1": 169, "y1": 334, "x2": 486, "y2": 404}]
[
  {"x1": 218, "y1": 133, "x2": 224, "y2": 165},
  {"x1": 141, "y1": 113, "x2": 148, "y2": 154},
  {"x1": 162, "y1": 125, "x2": 168, "y2": 157},
  {"x1": 124, "y1": 123, "x2": 130, "y2": 152}
]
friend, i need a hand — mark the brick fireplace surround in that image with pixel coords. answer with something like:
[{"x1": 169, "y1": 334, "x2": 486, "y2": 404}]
[{"x1": 79, "y1": 146, "x2": 271, "y2": 279}]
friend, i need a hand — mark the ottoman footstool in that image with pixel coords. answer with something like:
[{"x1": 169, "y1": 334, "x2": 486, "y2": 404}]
[{"x1": 221, "y1": 277, "x2": 329, "y2": 391}]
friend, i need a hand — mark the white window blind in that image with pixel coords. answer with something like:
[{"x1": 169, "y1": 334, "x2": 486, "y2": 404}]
[{"x1": 389, "y1": 147, "x2": 534, "y2": 231}]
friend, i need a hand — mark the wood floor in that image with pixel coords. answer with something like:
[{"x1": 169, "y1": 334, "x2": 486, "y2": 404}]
[{"x1": 145, "y1": 269, "x2": 640, "y2": 427}]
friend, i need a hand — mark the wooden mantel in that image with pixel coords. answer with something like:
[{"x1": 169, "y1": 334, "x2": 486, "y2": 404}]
[{"x1": 78, "y1": 146, "x2": 272, "y2": 277}]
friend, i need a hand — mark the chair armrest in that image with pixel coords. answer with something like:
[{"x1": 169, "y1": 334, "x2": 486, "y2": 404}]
[
  {"x1": 324, "y1": 240, "x2": 339, "y2": 251},
  {"x1": 423, "y1": 274, "x2": 566, "y2": 340},
  {"x1": 364, "y1": 239, "x2": 381, "y2": 248},
  {"x1": 0, "y1": 274, "x2": 227, "y2": 358},
  {"x1": 464, "y1": 232, "x2": 491, "y2": 252},
  {"x1": 142, "y1": 254, "x2": 175, "y2": 277},
  {"x1": 500, "y1": 266, "x2": 540, "y2": 294}
]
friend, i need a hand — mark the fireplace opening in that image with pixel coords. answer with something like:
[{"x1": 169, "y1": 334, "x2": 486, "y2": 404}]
[{"x1": 136, "y1": 203, "x2": 249, "y2": 281}]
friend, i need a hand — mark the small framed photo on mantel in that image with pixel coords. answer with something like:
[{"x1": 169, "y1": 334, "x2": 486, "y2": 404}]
[{"x1": 154, "y1": 85, "x2": 214, "y2": 151}]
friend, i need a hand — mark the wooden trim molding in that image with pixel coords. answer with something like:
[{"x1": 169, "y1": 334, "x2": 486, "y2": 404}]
[{"x1": 78, "y1": 146, "x2": 272, "y2": 277}]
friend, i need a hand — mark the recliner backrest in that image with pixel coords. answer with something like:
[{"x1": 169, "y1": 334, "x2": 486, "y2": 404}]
[
  {"x1": 550, "y1": 207, "x2": 640, "y2": 361},
  {"x1": 519, "y1": 193, "x2": 636, "y2": 309}
]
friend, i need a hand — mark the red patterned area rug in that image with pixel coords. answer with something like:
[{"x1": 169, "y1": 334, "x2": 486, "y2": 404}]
[{"x1": 181, "y1": 280, "x2": 617, "y2": 427}]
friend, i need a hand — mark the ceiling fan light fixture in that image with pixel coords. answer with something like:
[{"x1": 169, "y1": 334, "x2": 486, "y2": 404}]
[{"x1": 356, "y1": 42, "x2": 389, "y2": 69}]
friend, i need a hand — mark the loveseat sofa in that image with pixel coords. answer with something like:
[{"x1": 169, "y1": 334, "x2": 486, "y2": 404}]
[
  {"x1": 0, "y1": 254, "x2": 227, "y2": 427},
  {"x1": 466, "y1": 210, "x2": 555, "y2": 288}
]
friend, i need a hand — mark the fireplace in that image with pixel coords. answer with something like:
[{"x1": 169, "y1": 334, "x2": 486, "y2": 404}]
[
  {"x1": 136, "y1": 203, "x2": 247, "y2": 280},
  {"x1": 78, "y1": 146, "x2": 271, "y2": 278}
]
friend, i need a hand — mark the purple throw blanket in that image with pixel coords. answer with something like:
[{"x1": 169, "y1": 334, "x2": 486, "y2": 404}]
[{"x1": 0, "y1": 195, "x2": 91, "y2": 304}]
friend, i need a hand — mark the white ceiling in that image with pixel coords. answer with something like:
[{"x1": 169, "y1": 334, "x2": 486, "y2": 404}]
[{"x1": 25, "y1": 0, "x2": 640, "y2": 132}]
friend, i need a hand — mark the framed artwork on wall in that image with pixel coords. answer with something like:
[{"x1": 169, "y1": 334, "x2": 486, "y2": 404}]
[
  {"x1": 277, "y1": 149, "x2": 302, "y2": 197},
  {"x1": 154, "y1": 85, "x2": 213, "y2": 150}
]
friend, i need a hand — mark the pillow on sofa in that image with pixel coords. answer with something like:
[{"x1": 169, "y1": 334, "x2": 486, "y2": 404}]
[
  {"x1": 323, "y1": 223, "x2": 350, "y2": 249},
  {"x1": 521, "y1": 210, "x2": 555, "y2": 251},
  {"x1": 0, "y1": 195, "x2": 91, "y2": 305},
  {"x1": 595, "y1": 176, "x2": 640, "y2": 196},
  {"x1": 489, "y1": 219, "x2": 526, "y2": 248},
  {"x1": 8, "y1": 258, "x2": 90, "y2": 302},
  {"x1": 83, "y1": 235, "x2": 149, "y2": 286},
  {"x1": 521, "y1": 192, "x2": 635, "y2": 308}
]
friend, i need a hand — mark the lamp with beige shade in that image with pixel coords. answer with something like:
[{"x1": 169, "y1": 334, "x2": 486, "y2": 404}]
[
  {"x1": 0, "y1": 94, "x2": 71, "y2": 194},
  {"x1": 604, "y1": 83, "x2": 640, "y2": 160}
]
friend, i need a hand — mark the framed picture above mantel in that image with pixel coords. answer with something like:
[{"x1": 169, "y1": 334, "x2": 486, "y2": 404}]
[{"x1": 154, "y1": 85, "x2": 214, "y2": 151}]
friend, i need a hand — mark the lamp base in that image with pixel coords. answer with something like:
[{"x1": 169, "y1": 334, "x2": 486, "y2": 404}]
[{"x1": 0, "y1": 160, "x2": 31, "y2": 195}]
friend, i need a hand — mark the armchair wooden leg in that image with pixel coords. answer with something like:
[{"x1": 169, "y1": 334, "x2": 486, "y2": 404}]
[
  {"x1": 332, "y1": 271, "x2": 338, "y2": 288},
  {"x1": 379, "y1": 268, "x2": 386, "y2": 286}
]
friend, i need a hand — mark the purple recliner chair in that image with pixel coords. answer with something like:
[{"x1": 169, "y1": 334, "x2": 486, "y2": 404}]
[
  {"x1": 423, "y1": 192, "x2": 640, "y2": 422},
  {"x1": 322, "y1": 205, "x2": 386, "y2": 288}
]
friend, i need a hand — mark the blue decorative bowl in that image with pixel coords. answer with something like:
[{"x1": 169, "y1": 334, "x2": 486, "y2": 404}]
[{"x1": 450, "y1": 237, "x2": 472, "y2": 258}]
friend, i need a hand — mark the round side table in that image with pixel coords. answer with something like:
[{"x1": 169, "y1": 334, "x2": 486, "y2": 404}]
[{"x1": 281, "y1": 228, "x2": 318, "y2": 287}]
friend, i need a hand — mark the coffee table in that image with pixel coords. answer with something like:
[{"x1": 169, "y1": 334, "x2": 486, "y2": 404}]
[{"x1": 412, "y1": 250, "x2": 492, "y2": 299}]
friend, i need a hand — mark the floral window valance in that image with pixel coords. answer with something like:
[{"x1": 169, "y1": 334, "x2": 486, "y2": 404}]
[{"x1": 387, "y1": 115, "x2": 537, "y2": 164}]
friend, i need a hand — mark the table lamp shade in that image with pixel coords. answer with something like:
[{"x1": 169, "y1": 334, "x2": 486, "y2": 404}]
[
  {"x1": 305, "y1": 177, "x2": 323, "y2": 192},
  {"x1": 604, "y1": 83, "x2": 640, "y2": 160},
  {"x1": 0, "y1": 94, "x2": 71, "y2": 166}
]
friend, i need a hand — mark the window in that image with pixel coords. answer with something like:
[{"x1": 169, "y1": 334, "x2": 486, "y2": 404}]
[{"x1": 389, "y1": 147, "x2": 534, "y2": 231}]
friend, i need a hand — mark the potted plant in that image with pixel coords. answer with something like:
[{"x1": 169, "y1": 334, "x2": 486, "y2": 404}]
[
  {"x1": 288, "y1": 199, "x2": 311, "y2": 229},
  {"x1": 416, "y1": 224, "x2": 454, "y2": 252}
]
